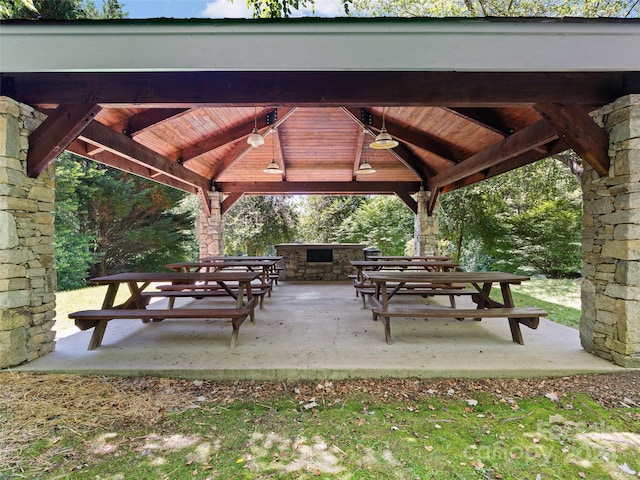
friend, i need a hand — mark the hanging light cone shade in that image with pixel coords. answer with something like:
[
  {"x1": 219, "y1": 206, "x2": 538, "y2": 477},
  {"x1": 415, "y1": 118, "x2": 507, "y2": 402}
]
[
  {"x1": 247, "y1": 127, "x2": 265, "y2": 148},
  {"x1": 356, "y1": 161, "x2": 376, "y2": 174},
  {"x1": 263, "y1": 158, "x2": 283, "y2": 174},
  {"x1": 369, "y1": 127, "x2": 399, "y2": 149}
]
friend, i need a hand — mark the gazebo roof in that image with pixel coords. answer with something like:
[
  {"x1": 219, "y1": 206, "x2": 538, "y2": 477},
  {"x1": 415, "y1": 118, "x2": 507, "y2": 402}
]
[{"x1": 1, "y1": 17, "x2": 639, "y2": 213}]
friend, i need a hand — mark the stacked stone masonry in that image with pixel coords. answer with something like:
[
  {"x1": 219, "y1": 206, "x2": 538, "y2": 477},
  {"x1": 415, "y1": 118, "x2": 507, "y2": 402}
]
[
  {"x1": 414, "y1": 188, "x2": 439, "y2": 256},
  {"x1": 0, "y1": 97, "x2": 56, "y2": 368},
  {"x1": 275, "y1": 244, "x2": 365, "y2": 281},
  {"x1": 583, "y1": 94, "x2": 640, "y2": 367},
  {"x1": 197, "y1": 191, "x2": 223, "y2": 258}
]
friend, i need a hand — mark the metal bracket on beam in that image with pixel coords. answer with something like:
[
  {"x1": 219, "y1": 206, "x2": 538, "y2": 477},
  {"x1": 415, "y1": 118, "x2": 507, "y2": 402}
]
[
  {"x1": 361, "y1": 108, "x2": 373, "y2": 126},
  {"x1": 266, "y1": 110, "x2": 278, "y2": 125}
]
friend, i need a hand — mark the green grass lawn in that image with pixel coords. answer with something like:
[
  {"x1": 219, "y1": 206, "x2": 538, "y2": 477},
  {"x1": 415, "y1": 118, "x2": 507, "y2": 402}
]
[{"x1": 4, "y1": 377, "x2": 638, "y2": 480}]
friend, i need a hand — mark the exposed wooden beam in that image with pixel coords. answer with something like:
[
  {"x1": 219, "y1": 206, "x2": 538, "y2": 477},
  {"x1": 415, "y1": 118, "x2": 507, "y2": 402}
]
[
  {"x1": 395, "y1": 191, "x2": 418, "y2": 214},
  {"x1": 427, "y1": 187, "x2": 441, "y2": 216},
  {"x1": 2, "y1": 72, "x2": 632, "y2": 107},
  {"x1": 66, "y1": 139, "x2": 201, "y2": 195},
  {"x1": 428, "y1": 119, "x2": 559, "y2": 190},
  {"x1": 181, "y1": 107, "x2": 281, "y2": 164},
  {"x1": 344, "y1": 108, "x2": 459, "y2": 163},
  {"x1": 125, "y1": 108, "x2": 190, "y2": 136},
  {"x1": 352, "y1": 128, "x2": 366, "y2": 180},
  {"x1": 535, "y1": 103, "x2": 610, "y2": 176},
  {"x1": 27, "y1": 103, "x2": 102, "y2": 176},
  {"x1": 210, "y1": 108, "x2": 298, "y2": 179},
  {"x1": 215, "y1": 181, "x2": 422, "y2": 195},
  {"x1": 78, "y1": 120, "x2": 211, "y2": 194},
  {"x1": 220, "y1": 192, "x2": 243, "y2": 215},
  {"x1": 440, "y1": 139, "x2": 569, "y2": 193}
]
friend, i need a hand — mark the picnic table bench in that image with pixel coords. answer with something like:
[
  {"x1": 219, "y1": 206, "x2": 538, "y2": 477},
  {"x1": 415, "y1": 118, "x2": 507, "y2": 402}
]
[
  {"x1": 350, "y1": 260, "x2": 463, "y2": 307},
  {"x1": 363, "y1": 271, "x2": 547, "y2": 345},
  {"x1": 69, "y1": 271, "x2": 261, "y2": 350}
]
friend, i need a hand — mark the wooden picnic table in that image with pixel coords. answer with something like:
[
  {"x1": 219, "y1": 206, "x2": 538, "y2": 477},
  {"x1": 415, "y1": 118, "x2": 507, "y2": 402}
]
[
  {"x1": 366, "y1": 255, "x2": 452, "y2": 261},
  {"x1": 363, "y1": 271, "x2": 547, "y2": 345},
  {"x1": 69, "y1": 271, "x2": 261, "y2": 350},
  {"x1": 350, "y1": 260, "x2": 462, "y2": 307},
  {"x1": 166, "y1": 258, "x2": 279, "y2": 293}
]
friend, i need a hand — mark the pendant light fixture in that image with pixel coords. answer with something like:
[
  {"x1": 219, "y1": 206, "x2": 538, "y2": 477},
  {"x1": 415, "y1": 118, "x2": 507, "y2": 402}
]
[
  {"x1": 369, "y1": 108, "x2": 398, "y2": 150},
  {"x1": 357, "y1": 145, "x2": 376, "y2": 174},
  {"x1": 263, "y1": 129, "x2": 283, "y2": 174},
  {"x1": 247, "y1": 107, "x2": 265, "y2": 148}
]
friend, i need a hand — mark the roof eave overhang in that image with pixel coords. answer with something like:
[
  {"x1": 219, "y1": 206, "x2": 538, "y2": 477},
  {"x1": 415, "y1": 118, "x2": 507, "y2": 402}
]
[{"x1": 2, "y1": 17, "x2": 640, "y2": 73}]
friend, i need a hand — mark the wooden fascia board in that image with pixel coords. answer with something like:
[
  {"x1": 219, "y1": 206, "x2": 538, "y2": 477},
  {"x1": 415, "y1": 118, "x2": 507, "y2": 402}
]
[
  {"x1": 535, "y1": 103, "x2": 610, "y2": 176},
  {"x1": 2, "y1": 72, "x2": 631, "y2": 107},
  {"x1": 428, "y1": 119, "x2": 559, "y2": 190},
  {"x1": 214, "y1": 181, "x2": 421, "y2": 195},
  {"x1": 78, "y1": 120, "x2": 211, "y2": 194},
  {"x1": 27, "y1": 103, "x2": 102, "y2": 177}
]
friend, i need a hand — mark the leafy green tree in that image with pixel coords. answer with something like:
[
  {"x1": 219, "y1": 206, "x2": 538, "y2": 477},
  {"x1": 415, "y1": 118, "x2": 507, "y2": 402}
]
[
  {"x1": 223, "y1": 196, "x2": 298, "y2": 255},
  {"x1": 348, "y1": 0, "x2": 639, "y2": 18},
  {"x1": 439, "y1": 158, "x2": 583, "y2": 277},
  {"x1": 297, "y1": 196, "x2": 365, "y2": 242},
  {"x1": 0, "y1": 0, "x2": 127, "y2": 19},
  {"x1": 54, "y1": 154, "x2": 195, "y2": 287},
  {"x1": 336, "y1": 195, "x2": 414, "y2": 255},
  {"x1": 54, "y1": 154, "x2": 103, "y2": 290}
]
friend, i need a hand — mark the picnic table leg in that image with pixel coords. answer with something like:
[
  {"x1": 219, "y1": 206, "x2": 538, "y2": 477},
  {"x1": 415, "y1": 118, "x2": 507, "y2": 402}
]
[
  {"x1": 381, "y1": 283, "x2": 392, "y2": 343},
  {"x1": 87, "y1": 319, "x2": 109, "y2": 350},
  {"x1": 500, "y1": 282, "x2": 524, "y2": 345}
]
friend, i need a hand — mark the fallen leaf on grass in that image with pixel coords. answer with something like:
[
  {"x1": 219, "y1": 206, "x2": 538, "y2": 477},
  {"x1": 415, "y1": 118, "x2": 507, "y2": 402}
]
[
  {"x1": 544, "y1": 392, "x2": 559, "y2": 402},
  {"x1": 619, "y1": 463, "x2": 637, "y2": 475},
  {"x1": 424, "y1": 445, "x2": 434, "y2": 452}
]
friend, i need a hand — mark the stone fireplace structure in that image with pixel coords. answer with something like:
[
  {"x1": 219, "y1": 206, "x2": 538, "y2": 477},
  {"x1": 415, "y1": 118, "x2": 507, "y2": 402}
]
[{"x1": 275, "y1": 243, "x2": 365, "y2": 281}]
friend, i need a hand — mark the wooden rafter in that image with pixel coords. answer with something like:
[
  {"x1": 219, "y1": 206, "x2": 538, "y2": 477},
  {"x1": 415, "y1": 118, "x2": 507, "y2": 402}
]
[
  {"x1": 27, "y1": 103, "x2": 102, "y2": 177},
  {"x1": 535, "y1": 103, "x2": 610, "y2": 176},
  {"x1": 181, "y1": 107, "x2": 283, "y2": 164},
  {"x1": 78, "y1": 121, "x2": 211, "y2": 193},
  {"x1": 440, "y1": 140, "x2": 569, "y2": 193},
  {"x1": 344, "y1": 108, "x2": 459, "y2": 163},
  {"x1": 125, "y1": 108, "x2": 190, "y2": 136},
  {"x1": 428, "y1": 119, "x2": 559, "y2": 190},
  {"x1": 352, "y1": 128, "x2": 366, "y2": 180},
  {"x1": 210, "y1": 108, "x2": 298, "y2": 179},
  {"x1": 66, "y1": 139, "x2": 201, "y2": 196}
]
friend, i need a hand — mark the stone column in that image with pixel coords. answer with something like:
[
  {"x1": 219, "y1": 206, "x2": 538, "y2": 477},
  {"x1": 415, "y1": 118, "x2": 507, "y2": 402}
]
[
  {"x1": 0, "y1": 97, "x2": 56, "y2": 368},
  {"x1": 413, "y1": 188, "x2": 439, "y2": 255},
  {"x1": 196, "y1": 191, "x2": 224, "y2": 258},
  {"x1": 582, "y1": 94, "x2": 640, "y2": 367}
]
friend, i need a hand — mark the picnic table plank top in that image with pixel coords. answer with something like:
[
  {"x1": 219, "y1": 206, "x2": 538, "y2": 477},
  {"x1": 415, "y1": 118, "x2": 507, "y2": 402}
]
[
  {"x1": 350, "y1": 260, "x2": 459, "y2": 268},
  {"x1": 89, "y1": 271, "x2": 262, "y2": 284},
  {"x1": 363, "y1": 271, "x2": 530, "y2": 283}
]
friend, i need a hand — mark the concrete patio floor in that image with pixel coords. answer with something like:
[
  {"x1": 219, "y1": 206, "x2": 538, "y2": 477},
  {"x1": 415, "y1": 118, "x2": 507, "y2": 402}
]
[{"x1": 17, "y1": 281, "x2": 625, "y2": 380}]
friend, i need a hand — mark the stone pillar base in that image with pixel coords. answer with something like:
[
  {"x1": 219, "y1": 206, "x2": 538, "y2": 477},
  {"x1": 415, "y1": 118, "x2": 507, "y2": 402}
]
[
  {"x1": 196, "y1": 191, "x2": 223, "y2": 258},
  {"x1": 0, "y1": 97, "x2": 56, "y2": 368},
  {"x1": 582, "y1": 94, "x2": 640, "y2": 367},
  {"x1": 414, "y1": 189, "x2": 439, "y2": 256}
]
